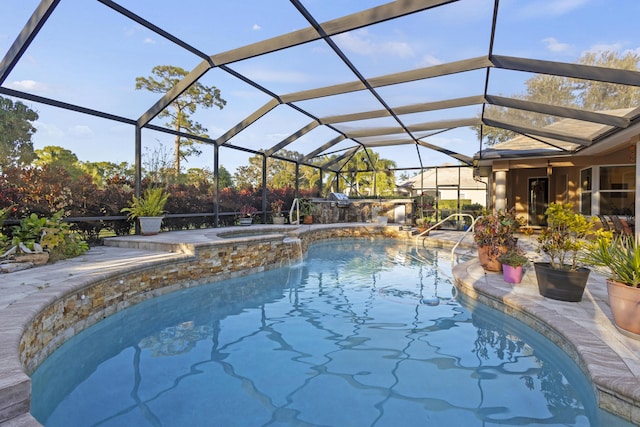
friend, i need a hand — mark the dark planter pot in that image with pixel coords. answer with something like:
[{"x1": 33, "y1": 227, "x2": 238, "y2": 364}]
[
  {"x1": 533, "y1": 262, "x2": 590, "y2": 302},
  {"x1": 607, "y1": 279, "x2": 640, "y2": 336}
]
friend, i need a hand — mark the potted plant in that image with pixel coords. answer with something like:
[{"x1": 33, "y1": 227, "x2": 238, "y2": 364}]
[
  {"x1": 299, "y1": 198, "x2": 314, "y2": 224},
  {"x1": 271, "y1": 200, "x2": 285, "y2": 224},
  {"x1": 1, "y1": 210, "x2": 89, "y2": 264},
  {"x1": 121, "y1": 187, "x2": 169, "y2": 235},
  {"x1": 0, "y1": 205, "x2": 12, "y2": 256},
  {"x1": 498, "y1": 248, "x2": 529, "y2": 284},
  {"x1": 534, "y1": 202, "x2": 596, "y2": 302},
  {"x1": 415, "y1": 216, "x2": 429, "y2": 232},
  {"x1": 239, "y1": 205, "x2": 258, "y2": 226},
  {"x1": 582, "y1": 234, "x2": 640, "y2": 334},
  {"x1": 473, "y1": 208, "x2": 521, "y2": 272}
]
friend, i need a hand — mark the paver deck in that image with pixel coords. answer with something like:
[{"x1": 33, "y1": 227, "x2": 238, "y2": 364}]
[{"x1": 0, "y1": 225, "x2": 639, "y2": 425}]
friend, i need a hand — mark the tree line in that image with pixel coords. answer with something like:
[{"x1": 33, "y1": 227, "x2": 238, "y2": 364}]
[{"x1": 0, "y1": 61, "x2": 397, "y2": 241}]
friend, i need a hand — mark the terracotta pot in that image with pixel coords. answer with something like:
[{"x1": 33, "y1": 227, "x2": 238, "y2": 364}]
[
  {"x1": 607, "y1": 279, "x2": 640, "y2": 335},
  {"x1": 477, "y1": 245, "x2": 505, "y2": 272},
  {"x1": 303, "y1": 215, "x2": 313, "y2": 224},
  {"x1": 533, "y1": 262, "x2": 590, "y2": 302},
  {"x1": 503, "y1": 264, "x2": 523, "y2": 284}
]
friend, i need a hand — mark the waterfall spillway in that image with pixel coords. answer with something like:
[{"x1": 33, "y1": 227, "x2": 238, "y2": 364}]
[{"x1": 282, "y1": 237, "x2": 302, "y2": 265}]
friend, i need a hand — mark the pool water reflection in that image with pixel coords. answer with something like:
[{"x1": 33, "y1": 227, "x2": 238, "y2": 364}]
[{"x1": 31, "y1": 239, "x2": 632, "y2": 426}]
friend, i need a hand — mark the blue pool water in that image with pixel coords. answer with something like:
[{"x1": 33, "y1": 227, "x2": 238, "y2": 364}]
[{"x1": 31, "y1": 239, "x2": 632, "y2": 426}]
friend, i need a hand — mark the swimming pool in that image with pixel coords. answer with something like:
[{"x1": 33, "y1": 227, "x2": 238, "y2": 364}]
[{"x1": 30, "y1": 239, "x2": 632, "y2": 426}]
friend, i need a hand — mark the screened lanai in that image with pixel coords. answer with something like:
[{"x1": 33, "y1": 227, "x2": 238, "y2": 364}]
[{"x1": 1, "y1": 0, "x2": 640, "y2": 211}]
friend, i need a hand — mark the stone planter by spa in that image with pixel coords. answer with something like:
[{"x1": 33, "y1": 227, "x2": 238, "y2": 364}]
[
  {"x1": 139, "y1": 216, "x2": 163, "y2": 235},
  {"x1": 272, "y1": 216, "x2": 285, "y2": 225},
  {"x1": 534, "y1": 262, "x2": 590, "y2": 302},
  {"x1": 15, "y1": 252, "x2": 49, "y2": 266},
  {"x1": 239, "y1": 217, "x2": 253, "y2": 226}
]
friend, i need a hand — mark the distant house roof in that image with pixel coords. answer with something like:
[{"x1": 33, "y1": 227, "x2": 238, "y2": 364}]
[{"x1": 398, "y1": 164, "x2": 487, "y2": 189}]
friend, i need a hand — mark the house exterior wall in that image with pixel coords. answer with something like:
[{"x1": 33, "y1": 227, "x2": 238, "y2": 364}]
[{"x1": 489, "y1": 144, "x2": 636, "y2": 224}]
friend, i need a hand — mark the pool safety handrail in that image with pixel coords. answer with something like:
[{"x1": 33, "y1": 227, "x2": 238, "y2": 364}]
[
  {"x1": 289, "y1": 198, "x2": 301, "y2": 225},
  {"x1": 414, "y1": 213, "x2": 478, "y2": 269}
]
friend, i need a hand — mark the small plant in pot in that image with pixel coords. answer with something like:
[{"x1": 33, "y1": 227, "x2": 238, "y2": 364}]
[
  {"x1": 582, "y1": 234, "x2": 640, "y2": 335},
  {"x1": 271, "y1": 200, "x2": 285, "y2": 224},
  {"x1": 1, "y1": 210, "x2": 89, "y2": 264},
  {"x1": 473, "y1": 208, "x2": 521, "y2": 272},
  {"x1": 238, "y1": 205, "x2": 258, "y2": 226},
  {"x1": 299, "y1": 198, "x2": 314, "y2": 224},
  {"x1": 498, "y1": 248, "x2": 529, "y2": 284},
  {"x1": 534, "y1": 202, "x2": 596, "y2": 302},
  {"x1": 121, "y1": 187, "x2": 169, "y2": 235}
]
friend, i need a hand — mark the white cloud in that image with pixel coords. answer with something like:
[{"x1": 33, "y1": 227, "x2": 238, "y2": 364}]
[
  {"x1": 252, "y1": 24, "x2": 261, "y2": 31},
  {"x1": 108, "y1": 123, "x2": 132, "y2": 135},
  {"x1": 334, "y1": 29, "x2": 414, "y2": 58},
  {"x1": 587, "y1": 42, "x2": 624, "y2": 53},
  {"x1": 267, "y1": 132, "x2": 290, "y2": 142},
  {"x1": 520, "y1": 0, "x2": 590, "y2": 17},
  {"x1": 143, "y1": 37, "x2": 155, "y2": 44},
  {"x1": 418, "y1": 54, "x2": 443, "y2": 67},
  {"x1": 247, "y1": 68, "x2": 307, "y2": 83},
  {"x1": 542, "y1": 37, "x2": 571, "y2": 53},
  {"x1": 33, "y1": 121, "x2": 64, "y2": 139},
  {"x1": 68, "y1": 125, "x2": 94, "y2": 138},
  {"x1": 123, "y1": 25, "x2": 139, "y2": 38},
  {"x1": 9, "y1": 79, "x2": 48, "y2": 91}
]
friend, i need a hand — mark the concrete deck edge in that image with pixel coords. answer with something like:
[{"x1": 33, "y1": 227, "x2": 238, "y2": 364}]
[{"x1": 453, "y1": 259, "x2": 640, "y2": 424}]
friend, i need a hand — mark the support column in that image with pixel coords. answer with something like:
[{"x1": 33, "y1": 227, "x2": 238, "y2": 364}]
[
  {"x1": 213, "y1": 145, "x2": 219, "y2": 228},
  {"x1": 495, "y1": 170, "x2": 507, "y2": 211},
  {"x1": 295, "y1": 163, "x2": 300, "y2": 198},
  {"x1": 592, "y1": 166, "x2": 600, "y2": 216},
  {"x1": 134, "y1": 125, "x2": 142, "y2": 197},
  {"x1": 435, "y1": 167, "x2": 439, "y2": 219},
  {"x1": 134, "y1": 125, "x2": 142, "y2": 235},
  {"x1": 636, "y1": 141, "x2": 640, "y2": 242},
  {"x1": 261, "y1": 154, "x2": 268, "y2": 224}
]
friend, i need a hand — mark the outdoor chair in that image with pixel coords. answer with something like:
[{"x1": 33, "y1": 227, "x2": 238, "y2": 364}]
[
  {"x1": 598, "y1": 215, "x2": 611, "y2": 231},
  {"x1": 610, "y1": 215, "x2": 632, "y2": 236}
]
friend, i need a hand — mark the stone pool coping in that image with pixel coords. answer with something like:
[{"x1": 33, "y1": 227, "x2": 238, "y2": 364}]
[
  {"x1": 1, "y1": 224, "x2": 639, "y2": 425},
  {"x1": 453, "y1": 257, "x2": 640, "y2": 424}
]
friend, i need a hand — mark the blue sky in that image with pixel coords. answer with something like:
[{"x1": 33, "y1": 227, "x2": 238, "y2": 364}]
[{"x1": 1, "y1": 0, "x2": 639, "y2": 176}]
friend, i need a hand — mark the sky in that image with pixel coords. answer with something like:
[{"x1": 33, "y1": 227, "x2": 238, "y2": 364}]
[{"x1": 1, "y1": 0, "x2": 639, "y2": 177}]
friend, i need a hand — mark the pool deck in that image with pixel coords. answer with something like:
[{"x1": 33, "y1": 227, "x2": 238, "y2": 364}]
[{"x1": 1, "y1": 225, "x2": 640, "y2": 425}]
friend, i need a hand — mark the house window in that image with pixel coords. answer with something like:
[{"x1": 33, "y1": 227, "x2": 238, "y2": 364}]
[
  {"x1": 580, "y1": 168, "x2": 592, "y2": 215},
  {"x1": 599, "y1": 166, "x2": 635, "y2": 216}
]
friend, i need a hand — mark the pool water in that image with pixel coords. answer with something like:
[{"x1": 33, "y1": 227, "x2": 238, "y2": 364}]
[{"x1": 31, "y1": 239, "x2": 632, "y2": 426}]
